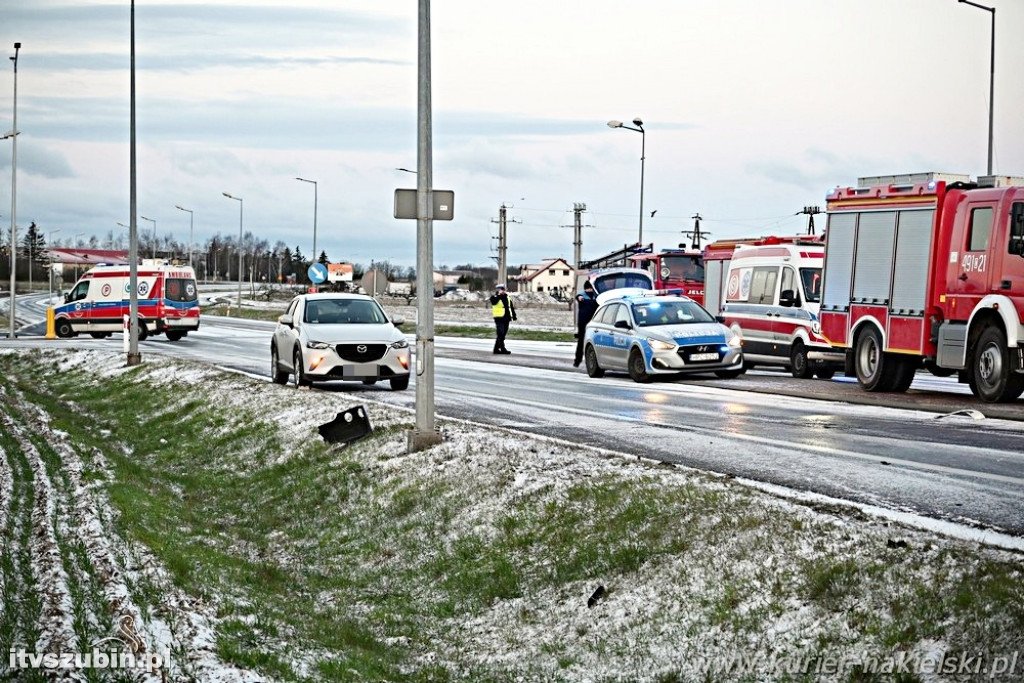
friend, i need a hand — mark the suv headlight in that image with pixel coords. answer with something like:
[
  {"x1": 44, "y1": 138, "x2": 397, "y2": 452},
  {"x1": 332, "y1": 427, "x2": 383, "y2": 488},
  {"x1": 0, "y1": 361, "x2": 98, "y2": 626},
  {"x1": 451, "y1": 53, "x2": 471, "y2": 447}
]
[
  {"x1": 725, "y1": 328, "x2": 742, "y2": 348},
  {"x1": 305, "y1": 340, "x2": 331, "y2": 350},
  {"x1": 391, "y1": 340, "x2": 409, "y2": 350},
  {"x1": 647, "y1": 337, "x2": 675, "y2": 351}
]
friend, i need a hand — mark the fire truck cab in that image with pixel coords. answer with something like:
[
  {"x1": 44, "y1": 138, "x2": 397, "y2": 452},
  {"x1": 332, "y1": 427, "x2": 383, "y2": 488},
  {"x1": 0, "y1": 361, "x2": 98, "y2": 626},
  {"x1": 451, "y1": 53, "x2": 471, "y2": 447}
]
[
  {"x1": 630, "y1": 249, "x2": 706, "y2": 305},
  {"x1": 820, "y1": 173, "x2": 1024, "y2": 402}
]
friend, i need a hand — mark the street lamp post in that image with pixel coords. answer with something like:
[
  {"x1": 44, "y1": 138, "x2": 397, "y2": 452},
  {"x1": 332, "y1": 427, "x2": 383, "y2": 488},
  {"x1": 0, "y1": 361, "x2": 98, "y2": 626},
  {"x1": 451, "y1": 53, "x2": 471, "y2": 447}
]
[
  {"x1": 7, "y1": 42, "x2": 21, "y2": 338},
  {"x1": 139, "y1": 216, "x2": 157, "y2": 259},
  {"x1": 175, "y1": 205, "x2": 194, "y2": 270},
  {"x1": 295, "y1": 177, "x2": 318, "y2": 272},
  {"x1": 958, "y1": 0, "x2": 996, "y2": 176},
  {"x1": 47, "y1": 229, "x2": 60, "y2": 301},
  {"x1": 607, "y1": 117, "x2": 646, "y2": 245},
  {"x1": 222, "y1": 192, "x2": 243, "y2": 309}
]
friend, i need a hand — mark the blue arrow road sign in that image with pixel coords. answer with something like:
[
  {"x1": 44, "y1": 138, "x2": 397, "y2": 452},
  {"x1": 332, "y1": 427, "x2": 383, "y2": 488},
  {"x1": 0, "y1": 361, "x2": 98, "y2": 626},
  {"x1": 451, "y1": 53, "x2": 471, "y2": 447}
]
[{"x1": 308, "y1": 263, "x2": 327, "y2": 284}]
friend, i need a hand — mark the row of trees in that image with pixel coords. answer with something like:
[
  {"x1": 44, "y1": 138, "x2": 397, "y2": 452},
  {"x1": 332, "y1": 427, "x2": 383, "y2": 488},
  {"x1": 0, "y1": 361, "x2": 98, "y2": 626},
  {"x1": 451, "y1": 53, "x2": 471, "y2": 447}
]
[{"x1": 0, "y1": 223, "x2": 423, "y2": 287}]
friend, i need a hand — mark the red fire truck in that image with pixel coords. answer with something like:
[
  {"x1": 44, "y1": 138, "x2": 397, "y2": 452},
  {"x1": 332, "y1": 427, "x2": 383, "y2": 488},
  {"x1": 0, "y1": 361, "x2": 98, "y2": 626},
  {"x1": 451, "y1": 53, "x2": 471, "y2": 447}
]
[
  {"x1": 629, "y1": 248, "x2": 706, "y2": 305},
  {"x1": 820, "y1": 172, "x2": 1024, "y2": 403}
]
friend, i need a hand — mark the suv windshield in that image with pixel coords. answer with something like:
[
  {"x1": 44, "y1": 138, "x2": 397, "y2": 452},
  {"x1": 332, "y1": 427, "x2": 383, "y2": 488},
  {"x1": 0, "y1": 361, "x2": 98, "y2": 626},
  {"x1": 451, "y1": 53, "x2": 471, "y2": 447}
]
[
  {"x1": 304, "y1": 298, "x2": 387, "y2": 325},
  {"x1": 631, "y1": 300, "x2": 714, "y2": 327}
]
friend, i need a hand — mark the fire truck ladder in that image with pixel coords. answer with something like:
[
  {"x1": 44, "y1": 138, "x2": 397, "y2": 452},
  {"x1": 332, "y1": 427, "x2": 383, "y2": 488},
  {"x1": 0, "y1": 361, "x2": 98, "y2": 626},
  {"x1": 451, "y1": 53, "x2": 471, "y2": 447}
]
[{"x1": 579, "y1": 243, "x2": 654, "y2": 270}]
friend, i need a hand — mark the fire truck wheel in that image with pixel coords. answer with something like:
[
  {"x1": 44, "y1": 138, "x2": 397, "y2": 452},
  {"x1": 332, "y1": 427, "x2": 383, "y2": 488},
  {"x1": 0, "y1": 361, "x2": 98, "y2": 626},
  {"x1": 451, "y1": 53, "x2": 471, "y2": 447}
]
[
  {"x1": 137, "y1": 323, "x2": 148, "y2": 341},
  {"x1": 889, "y1": 356, "x2": 918, "y2": 393},
  {"x1": 854, "y1": 326, "x2": 893, "y2": 392},
  {"x1": 970, "y1": 327, "x2": 1024, "y2": 403},
  {"x1": 166, "y1": 331, "x2": 185, "y2": 342},
  {"x1": 628, "y1": 348, "x2": 652, "y2": 384},
  {"x1": 55, "y1": 319, "x2": 75, "y2": 338},
  {"x1": 585, "y1": 346, "x2": 604, "y2": 378},
  {"x1": 814, "y1": 367, "x2": 836, "y2": 380},
  {"x1": 789, "y1": 341, "x2": 814, "y2": 379}
]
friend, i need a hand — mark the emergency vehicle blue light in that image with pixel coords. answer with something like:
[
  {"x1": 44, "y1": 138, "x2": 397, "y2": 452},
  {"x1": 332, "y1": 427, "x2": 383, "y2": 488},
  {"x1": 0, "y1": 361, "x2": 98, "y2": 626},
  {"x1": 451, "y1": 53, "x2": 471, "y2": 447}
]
[
  {"x1": 927, "y1": 181, "x2": 937, "y2": 190},
  {"x1": 647, "y1": 302, "x2": 662, "y2": 309},
  {"x1": 719, "y1": 345, "x2": 730, "y2": 353}
]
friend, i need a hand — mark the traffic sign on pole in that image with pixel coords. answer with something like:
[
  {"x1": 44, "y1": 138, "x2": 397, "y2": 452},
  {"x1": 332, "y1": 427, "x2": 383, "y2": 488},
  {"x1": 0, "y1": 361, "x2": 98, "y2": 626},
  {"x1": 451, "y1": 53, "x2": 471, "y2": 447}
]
[{"x1": 308, "y1": 262, "x2": 327, "y2": 284}]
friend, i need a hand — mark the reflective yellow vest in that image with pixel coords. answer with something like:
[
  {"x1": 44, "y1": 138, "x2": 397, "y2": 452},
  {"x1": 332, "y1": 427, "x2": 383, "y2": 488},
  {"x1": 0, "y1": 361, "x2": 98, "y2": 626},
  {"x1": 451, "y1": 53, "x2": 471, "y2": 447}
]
[{"x1": 492, "y1": 298, "x2": 507, "y2": 317}]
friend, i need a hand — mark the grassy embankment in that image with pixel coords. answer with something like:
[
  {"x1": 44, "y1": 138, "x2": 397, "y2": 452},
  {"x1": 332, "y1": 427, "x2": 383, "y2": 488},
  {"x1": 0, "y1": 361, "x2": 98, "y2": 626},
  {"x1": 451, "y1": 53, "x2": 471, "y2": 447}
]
[{"x1": 0, "y1": 349, "x2": 1022, "y2": 681}]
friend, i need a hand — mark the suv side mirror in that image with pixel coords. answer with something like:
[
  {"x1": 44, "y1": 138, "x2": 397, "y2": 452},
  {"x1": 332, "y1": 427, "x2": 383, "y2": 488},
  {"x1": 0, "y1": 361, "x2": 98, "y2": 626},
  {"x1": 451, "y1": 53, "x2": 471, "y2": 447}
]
[
  {"x1": 392, "y1": 316, "x2": 405, "y2": 327},
  {"x1": 779, "y1": 289, "x2": 800, "y2": 307},
  {"x1": 1010, "y1": 203, "x2": 1024, "y2": 257},
  {"x1": 277, "y1": 313, "x2": 294, "y2": 327},
  {"x1": 613, "y1": 319, "x2": 631, "y2": 330}
]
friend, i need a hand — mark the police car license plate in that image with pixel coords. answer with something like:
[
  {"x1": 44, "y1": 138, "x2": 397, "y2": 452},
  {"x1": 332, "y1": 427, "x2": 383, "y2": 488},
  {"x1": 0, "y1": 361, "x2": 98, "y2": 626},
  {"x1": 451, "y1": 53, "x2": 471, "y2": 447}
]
[
  {"x1": 689, "y1": 352, "x2": 718, "y2": 362},
  {"x1": 343, "y1": 364, "x2": 378, "y2": 378}
]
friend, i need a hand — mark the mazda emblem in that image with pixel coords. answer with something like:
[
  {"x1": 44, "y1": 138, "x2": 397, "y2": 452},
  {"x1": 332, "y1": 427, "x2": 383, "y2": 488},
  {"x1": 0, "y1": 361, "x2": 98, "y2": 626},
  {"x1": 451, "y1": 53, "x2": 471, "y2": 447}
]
[{"x1": 357, "y1": 345, "x2": 367, "y2": 353}]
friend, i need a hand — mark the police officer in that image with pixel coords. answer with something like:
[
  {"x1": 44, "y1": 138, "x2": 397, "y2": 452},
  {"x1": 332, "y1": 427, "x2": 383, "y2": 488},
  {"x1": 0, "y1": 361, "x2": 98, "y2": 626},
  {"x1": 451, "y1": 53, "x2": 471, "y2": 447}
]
[
  {"x1": 489, "y1": 283, "x2": 516, "y2": 354},
  {"x1": 573, "y1": 280, "x2": 599, "y2": 367}
]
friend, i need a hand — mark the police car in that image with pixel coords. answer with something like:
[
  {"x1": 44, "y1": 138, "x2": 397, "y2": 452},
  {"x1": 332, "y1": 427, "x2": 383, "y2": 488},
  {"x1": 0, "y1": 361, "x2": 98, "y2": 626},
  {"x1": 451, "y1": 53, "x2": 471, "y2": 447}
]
[{"x1": 582, "y1": 293, "x2": 744, "y2": 383}]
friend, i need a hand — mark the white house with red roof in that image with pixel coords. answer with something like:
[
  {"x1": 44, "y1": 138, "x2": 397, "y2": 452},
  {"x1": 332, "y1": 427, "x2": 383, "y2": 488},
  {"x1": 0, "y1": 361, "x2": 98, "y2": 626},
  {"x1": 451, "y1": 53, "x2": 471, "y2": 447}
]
[{"x1": 516, "y1": 258, "x2": 575, "y2": 297}]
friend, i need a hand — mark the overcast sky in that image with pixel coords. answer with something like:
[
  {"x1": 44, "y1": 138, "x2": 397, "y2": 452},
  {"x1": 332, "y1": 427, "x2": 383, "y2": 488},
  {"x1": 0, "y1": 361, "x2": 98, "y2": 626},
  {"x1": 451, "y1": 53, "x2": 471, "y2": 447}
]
[{"x1": 2, "y1": 0, "x2": 1022, "y2": 269}]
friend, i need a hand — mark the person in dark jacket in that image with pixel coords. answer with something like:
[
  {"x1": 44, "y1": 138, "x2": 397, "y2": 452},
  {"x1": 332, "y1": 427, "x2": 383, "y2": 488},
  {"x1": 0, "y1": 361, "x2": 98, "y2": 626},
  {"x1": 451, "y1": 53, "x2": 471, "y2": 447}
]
[
  {"x1": 573, "y1": 280, "x2": 599, "y2": 367},
  {"x1": 489, "y1": 284, "x2": 517, "y2": 354}
]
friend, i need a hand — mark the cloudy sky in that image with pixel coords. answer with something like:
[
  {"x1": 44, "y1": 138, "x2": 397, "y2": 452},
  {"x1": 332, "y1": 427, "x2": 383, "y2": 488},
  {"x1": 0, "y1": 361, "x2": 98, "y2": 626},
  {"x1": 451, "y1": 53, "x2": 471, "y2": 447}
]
[{"x1": 2, "y1": 0, "x2": 1022, "y2": 269}]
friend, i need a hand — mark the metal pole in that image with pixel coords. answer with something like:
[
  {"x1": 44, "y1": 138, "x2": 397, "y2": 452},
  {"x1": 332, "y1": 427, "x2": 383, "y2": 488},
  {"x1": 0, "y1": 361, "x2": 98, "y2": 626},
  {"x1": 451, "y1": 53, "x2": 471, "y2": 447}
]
[
  {"x1": 295, "y1": 177, "x2": 318, "y2": 279},
  {"x1": 410, "y1": 0, "x2": 441, "y2": 452},
  {"x1": 222, "y1": 193, "x2": 243, "y2": 308},
  {"x1": 8, "y1": 42, "x2": 20, "y2": 338},
  {"x1": 638, "y1": 124, "x2": 645, "y2": 245},
  {"x1": 987, "y1": 6, "x2": 995, "y2": 176},
  {"x1": 140, "y1": 216, "x2": 156, "y2": 259},
  {"x1": 127, "y1": 4, "x2": 140, "y2": 364},
  {"x1": 175, "y1": 205, "x2": 194, "y2": 270},
  {"x1": 959, "y1": 0, "x2": 996, "y2": 176}
]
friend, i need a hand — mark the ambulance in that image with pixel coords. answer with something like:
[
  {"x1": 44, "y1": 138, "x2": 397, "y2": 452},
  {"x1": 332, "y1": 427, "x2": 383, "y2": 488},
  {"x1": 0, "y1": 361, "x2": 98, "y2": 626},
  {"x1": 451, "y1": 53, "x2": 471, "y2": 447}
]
[
  {"x1": 54, "y1": 262, "x2": 200, "y2": 341},
  {"x1": 720, "y1": 242, "x2": 843, "y2": 378}
]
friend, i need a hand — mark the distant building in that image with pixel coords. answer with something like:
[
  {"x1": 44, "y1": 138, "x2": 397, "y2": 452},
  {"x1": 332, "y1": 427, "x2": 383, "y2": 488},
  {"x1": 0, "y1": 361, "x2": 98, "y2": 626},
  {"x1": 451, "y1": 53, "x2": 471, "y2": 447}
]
[{"x1": 516, "y1": 258, "x2": 575, "y2": 297}]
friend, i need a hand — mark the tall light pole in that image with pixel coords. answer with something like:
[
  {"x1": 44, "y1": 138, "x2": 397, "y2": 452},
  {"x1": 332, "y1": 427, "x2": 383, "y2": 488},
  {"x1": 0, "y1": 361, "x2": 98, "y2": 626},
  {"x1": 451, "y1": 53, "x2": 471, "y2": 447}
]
[
  {"x1": 47, "y1": 229, "x2": 60, "y2": 300},
  {"x1": 607, "y1": 117, "x2": 646, "y2": 245},
  {"x1": 175, "y1": 205, "x2": 194, "y2": 270},
  {"x1": 410, "y1": 0, "x2": 442, "y2": 452},
  {"x1": 295, "y1": 177, "x2": 318, "y2": 270},
  {"x1": 222, "y1": 192, "x2": 243, "y2": 309},
  {"x1": 139, "y1": 215, "x2": 157, "y2": 259},
  {"x1": 127, "y1": 0, "x2": 140, "y2": 365},
  {"x1": 958, "y1": 0, "x2": 996, "y2": 176},
  {"x1": 7, "y1": 42, "x2": 21, "y2": 338}
]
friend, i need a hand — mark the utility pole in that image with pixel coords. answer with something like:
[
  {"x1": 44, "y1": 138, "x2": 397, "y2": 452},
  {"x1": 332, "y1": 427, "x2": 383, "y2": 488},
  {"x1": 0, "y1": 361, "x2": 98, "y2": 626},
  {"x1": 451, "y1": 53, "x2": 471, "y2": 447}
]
[
  {"x1": 798, "y1": 205, "x2": 822, "y2": 235},
  {"x1": 490, "y1": 203, "x2": 520, "y2": 286},
  {"x1": 683, "y1": 213, "x2": 711, "y2": 250},
  {"x1": 572, "y1": 203, "x2": 586, "y2": 269}
]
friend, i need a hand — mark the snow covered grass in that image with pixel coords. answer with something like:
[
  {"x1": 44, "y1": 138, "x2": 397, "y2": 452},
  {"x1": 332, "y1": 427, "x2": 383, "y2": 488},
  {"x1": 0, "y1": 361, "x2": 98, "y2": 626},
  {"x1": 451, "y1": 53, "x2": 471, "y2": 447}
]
[{"x1": 1, "y1": 348, "x2": 1022, "y2": 682}]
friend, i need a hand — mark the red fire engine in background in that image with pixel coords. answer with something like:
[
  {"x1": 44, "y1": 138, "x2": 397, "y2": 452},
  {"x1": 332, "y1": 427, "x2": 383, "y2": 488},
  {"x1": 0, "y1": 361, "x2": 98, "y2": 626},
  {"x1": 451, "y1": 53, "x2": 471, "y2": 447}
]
[
  {"x1": 629, "y1": 248, "x2": 706, "y2": 305},
  {"x1": 820, "y1": 172, "x2": 1024, "y2": 403}
]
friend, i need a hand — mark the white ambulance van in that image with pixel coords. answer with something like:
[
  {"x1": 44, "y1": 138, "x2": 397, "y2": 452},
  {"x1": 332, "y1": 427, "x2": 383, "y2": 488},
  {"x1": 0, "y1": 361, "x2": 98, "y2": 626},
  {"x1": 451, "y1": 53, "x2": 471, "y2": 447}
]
[
  {"x1": 54, "y1": 262, "x2": 200, "y2": 341},
  {"x1": 719, "y1": 243, "x2": 843, "y2": 378}
]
